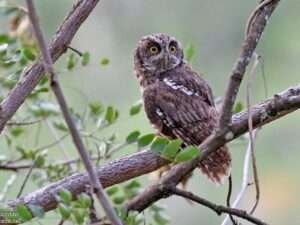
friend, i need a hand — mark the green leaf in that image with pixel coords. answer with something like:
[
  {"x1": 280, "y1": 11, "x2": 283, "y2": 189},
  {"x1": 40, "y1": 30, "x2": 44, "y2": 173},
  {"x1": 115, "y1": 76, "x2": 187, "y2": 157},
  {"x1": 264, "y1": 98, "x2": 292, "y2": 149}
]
[
  {"x1": 10, "y1": 127, "x2": 24, "y2": 137},
  {"x1": 58, "y1": 188, "x2": 73, "y2": 205},
  {"x1": 138, "y1": 133, "x2": 155, "y2": 147},
  {"x1": 81, "y1": 52, "x2": 90, "y2": 66},
  {"x1": 53, "y1": 121, "x2": 69, "y2": 132},
  {"x1": 126, "y1": 130, "x2": 141, "y2": 143},
  {"x1": 28, "y1": 204, "x2": 44, "y2": 218},
  {"x1": 78, "y1": 193, "x2": 92, "y2": 208},
  {"x1": 129, "y1": 102, "x2": 142, "y2": 116},
  {"x1": 16, "y1": 204, "x2": 32, "y2": 222},
  {"x1": 67, "y1": 53, "x2": 78, "y2": 70},
  {"x1": 106, "y1": 186, "x2": 119, "y2": 196},
  {"x1": 72, "y1": 208, "x2": 86, "y2": 225},
  {"x1": 89, "y1": 101, "x2": 103, "y2": 116},
  {"x1": 161, "y1": 139, "x2": 182, "y2": 160},
  {"x1": 23, "y1": 48, "x2": 36, "y2": 61},
  {"x1": 112, "y1": 196, "x2": 125, "y2": 205},
  {"x1": 234, "y1": 101, "x2": 243, "y2": 113},
  {"x1": 100, "y1": 57, "x2": 110, "y2": 66},
  {"x1": 150, "y1": 137, "x2": 169, "y2": 154},
  {"x1": 185, "y1": 44, "x2": 195, "y2": 63},
  {"x1": 105, "y1": 106, "x2": 118, "y2": 124},
  {"x1": 124, "y1": 180, "x2": 141, "y2": 190},
  {"x1": 174, "y1": 145, "x2": 200, "y2": 162},
  {"x1": 58, "y1": 203, "x2": 71, "y2": 220},
  {"x1": 34, "y1": 154, "x2": 46, "y2": 168}
]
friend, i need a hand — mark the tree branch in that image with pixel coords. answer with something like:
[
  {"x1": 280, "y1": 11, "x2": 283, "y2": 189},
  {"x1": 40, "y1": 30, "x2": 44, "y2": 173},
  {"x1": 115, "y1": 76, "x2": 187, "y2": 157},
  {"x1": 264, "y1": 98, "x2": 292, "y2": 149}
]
[
  {"x1": 25, "y1": 1, "x2": 122, "y2": 224},
  {"x1": 218, "y1": 0, "x2": 279, "y2": 130},
  {"x1": 0, "y1": 0, "x2": 100, "y2": 133},
  {"x1": 169, "y1": 186, "x2": 267, "y2": 225},
  {"x1": 6, "y1": 84, "x2": 300, "y2": 223}
]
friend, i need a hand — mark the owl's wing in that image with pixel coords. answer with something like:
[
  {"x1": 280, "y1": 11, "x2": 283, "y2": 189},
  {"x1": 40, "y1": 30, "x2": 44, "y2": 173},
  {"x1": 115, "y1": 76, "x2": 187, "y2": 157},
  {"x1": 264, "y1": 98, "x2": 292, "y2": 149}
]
[{"x1": 144, "y1": 74, "x2": 217, "y2": 145}]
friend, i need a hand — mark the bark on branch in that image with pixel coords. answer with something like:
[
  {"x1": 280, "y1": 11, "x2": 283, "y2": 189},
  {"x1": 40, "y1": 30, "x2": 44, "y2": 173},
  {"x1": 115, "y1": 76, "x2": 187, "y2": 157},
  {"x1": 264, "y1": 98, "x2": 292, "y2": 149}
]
[
  {"x1": 7, "y1": 84, "x2": 300, "y2": 221},
  {"x1": 0, "y1": 0, "x2": 100, "y2": 133}
]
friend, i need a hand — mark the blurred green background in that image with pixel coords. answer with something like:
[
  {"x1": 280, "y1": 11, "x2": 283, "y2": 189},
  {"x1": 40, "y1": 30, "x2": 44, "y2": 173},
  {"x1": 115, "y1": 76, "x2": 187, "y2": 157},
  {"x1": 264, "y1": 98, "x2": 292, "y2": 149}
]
[{"x1": 1, "y1": 0, "x2": 300, "y2": 224}]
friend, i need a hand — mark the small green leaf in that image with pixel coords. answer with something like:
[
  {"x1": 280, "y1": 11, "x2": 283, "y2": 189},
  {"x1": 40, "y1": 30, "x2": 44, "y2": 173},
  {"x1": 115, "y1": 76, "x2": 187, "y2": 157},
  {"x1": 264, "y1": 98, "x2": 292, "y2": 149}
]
[
  {"x1": 67, "y1": 53, "x2": 78, "y2": 70},
  {"x1": 53, "y1": 121, "x2": 69, "y2": 132},
  {"x1": 78, "y1": 193, "x2": 92, "y2": 208},
  {"x1": 151, "y1": 137, "x2": 169, "y2": 153},
  {"x1": 10, "y1": 127, "x2": 24, "y2": 137},
  {"x1": 100, "y1": 57, "x2": 110, "y2": 66},
  {"x1": 106, "y1": 186, "x2": 119, "y2": 196},
  {"x1": 81, "y1": 52, "x2": 90, "y2": 66},
  {"x1": 72, "y1": 208, "x2": 86, "y2": 225},
  {"x1": 34, "y1": 154, "x2": 45, "y2": 168},
  {"x1": 58, "y1": 203, "x2": 71, "y2": 220},
  {"x1": 89, "y1": 101, "x2": 103, "y2": 116},
  {"x1": 161, "y1": 139, "x2": 182, "y2": 160},
  {"x1": 129, "y1": 102, "x2": 142, "y2": 116},
  {"x1": 234, "y1": 101, "x2": 243, "y2": 113},
  {"x1": 23, "y1": 48, "x2": 36, "y2": 61},
  {"x1": 105, "y1": 106, "x2": 118, "y2": 124},
  {"x1": 28, "y1": 204, "x2": 44, "y2": 218},
  {"x1": 126, "y1": 130, "x2": 141, "y2": 143},
  {"x1": 112, "y1": 196, "x2": 125, "y2": 205},
  {"x1": 138, "y1": 133, "x2": 155, "y2": 147},
  {"x1": 58, "y1": 189, "x2": 72, "y2": 205},
  {"x1": 16, "y1": 204, "x2": 32, "y2": 222},
  {"x1": 174, "y1": 145, "x2": 200, "y2": 162},
  {"x1": 124, "y1": 180, "x2": 141, "y2": 190},
  {"x1": 185, "y1": 44, "x2": 195, "y2": 63}
]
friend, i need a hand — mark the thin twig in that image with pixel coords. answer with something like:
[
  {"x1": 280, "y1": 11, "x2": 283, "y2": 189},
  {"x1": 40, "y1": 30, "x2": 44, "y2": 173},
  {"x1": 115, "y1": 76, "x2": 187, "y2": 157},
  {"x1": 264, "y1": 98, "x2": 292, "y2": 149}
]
[
  {"x1": 6, "y1": 119, "x2": 43, "y2": 126},
  {"x1": 16, "y1": 162, "x2": 35, "y2": 198},
  {"x1": 169, "y1": 186, "x2": 268, "y2": 225},
  {"x1": 247, "y1": 53, "x2": 261, "y2": 214},
  {"x1": 221, "y1": 130, "x2": 258, "y2": 225},
  {"x1": 227, "y1": 175, "x2": 238, "y2": 225},
  {"x1": 67, "y1": 46, "x2": 83, "y2": 57},
  {"x1": 25, "y1": 1, "x2": 123, "y2": 225}
]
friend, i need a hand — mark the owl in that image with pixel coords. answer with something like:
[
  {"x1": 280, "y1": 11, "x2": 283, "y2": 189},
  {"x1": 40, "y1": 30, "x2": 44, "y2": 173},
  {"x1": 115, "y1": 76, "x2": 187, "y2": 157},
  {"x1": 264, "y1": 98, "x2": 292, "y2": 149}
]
[{"x1": 133, "y1": 33, "x2": 231, "y2": 184}]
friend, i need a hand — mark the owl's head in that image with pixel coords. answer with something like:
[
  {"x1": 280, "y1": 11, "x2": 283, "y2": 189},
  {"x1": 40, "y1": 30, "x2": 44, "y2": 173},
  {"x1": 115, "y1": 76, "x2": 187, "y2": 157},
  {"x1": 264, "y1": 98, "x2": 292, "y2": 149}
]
[{"x1": 134, "y1": 33, "x2": 184, "y2": 74}]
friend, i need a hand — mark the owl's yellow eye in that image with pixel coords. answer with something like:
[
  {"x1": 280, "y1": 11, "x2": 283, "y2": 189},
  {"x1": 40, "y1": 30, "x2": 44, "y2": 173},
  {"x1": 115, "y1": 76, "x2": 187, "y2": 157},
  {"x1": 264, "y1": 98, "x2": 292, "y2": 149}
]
[
  {"x1": 149, "y1": 46, "x2": 159, "y2": 54},
  {"x1": 169, "y1": 45, "x2": 177, "y2": 53}
]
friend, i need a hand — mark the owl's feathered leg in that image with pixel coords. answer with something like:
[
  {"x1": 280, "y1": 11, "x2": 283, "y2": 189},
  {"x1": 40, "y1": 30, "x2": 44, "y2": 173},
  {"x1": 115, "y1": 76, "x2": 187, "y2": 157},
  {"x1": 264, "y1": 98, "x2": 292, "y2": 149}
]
[{"x1": 198, "y1": 145, "x2": 231, "y2": 185}]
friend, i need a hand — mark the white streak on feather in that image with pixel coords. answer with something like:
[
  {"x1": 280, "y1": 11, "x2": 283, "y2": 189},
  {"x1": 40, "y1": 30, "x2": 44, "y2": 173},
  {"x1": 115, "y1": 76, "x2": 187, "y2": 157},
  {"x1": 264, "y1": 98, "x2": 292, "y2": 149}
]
[{"x1": 163, "y1": 78, "x2": 198, "y2": 96}]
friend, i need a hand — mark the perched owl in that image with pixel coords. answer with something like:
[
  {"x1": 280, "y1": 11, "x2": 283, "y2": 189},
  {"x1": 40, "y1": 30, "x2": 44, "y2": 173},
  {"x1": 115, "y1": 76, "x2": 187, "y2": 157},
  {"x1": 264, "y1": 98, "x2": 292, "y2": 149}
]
[{"x1": 133, "y1": 33, "x2": 231, "y2": 184}]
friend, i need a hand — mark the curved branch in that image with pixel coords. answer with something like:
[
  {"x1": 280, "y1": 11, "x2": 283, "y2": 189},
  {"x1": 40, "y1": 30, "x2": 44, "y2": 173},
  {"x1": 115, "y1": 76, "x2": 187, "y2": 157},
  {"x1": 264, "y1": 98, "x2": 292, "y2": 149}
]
[
  {"x1": 7, "y1": 85, "x2": 300, "y2": 221},
  {"x1": 0, "y1": 0, "x2": 100, "y2": 133}
]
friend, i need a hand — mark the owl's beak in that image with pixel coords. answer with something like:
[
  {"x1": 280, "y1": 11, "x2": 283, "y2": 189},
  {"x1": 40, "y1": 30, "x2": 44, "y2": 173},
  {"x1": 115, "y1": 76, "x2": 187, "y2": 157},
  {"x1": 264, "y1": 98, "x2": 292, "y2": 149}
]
[{"x1": 163, "y1": 55, "x2": 170, "y2": 68}]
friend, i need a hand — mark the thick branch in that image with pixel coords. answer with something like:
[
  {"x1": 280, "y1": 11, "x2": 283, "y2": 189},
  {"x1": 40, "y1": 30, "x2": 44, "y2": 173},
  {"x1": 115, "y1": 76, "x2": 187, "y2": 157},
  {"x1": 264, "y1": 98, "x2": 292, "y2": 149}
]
[
  {"x1": 7, "y1": 85, "x2": 300, "y2": 220},
  {"x1": 126, "y1": 84, "x2": 300, "y2": 212},
  {"x1": 218, "y1": 0, "x2": 279, "y2": 129},
  {"x1": 0, "y1": 0, "x2": 100, "y2": 133}
]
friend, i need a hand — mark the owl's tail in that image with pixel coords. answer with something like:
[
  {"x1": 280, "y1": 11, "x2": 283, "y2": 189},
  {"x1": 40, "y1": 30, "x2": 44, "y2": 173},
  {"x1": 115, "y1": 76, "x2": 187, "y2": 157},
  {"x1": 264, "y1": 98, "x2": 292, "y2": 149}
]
[{"x1": 198, "y1": 145, "x2": 231, "y2": 184}]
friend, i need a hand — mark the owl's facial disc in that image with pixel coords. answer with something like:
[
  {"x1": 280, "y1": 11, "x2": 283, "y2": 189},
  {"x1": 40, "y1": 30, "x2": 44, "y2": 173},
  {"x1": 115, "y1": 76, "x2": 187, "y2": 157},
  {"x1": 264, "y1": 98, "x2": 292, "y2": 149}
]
[{"x1": 138, "y1": 35, "x2": 183, "y2": 74}]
